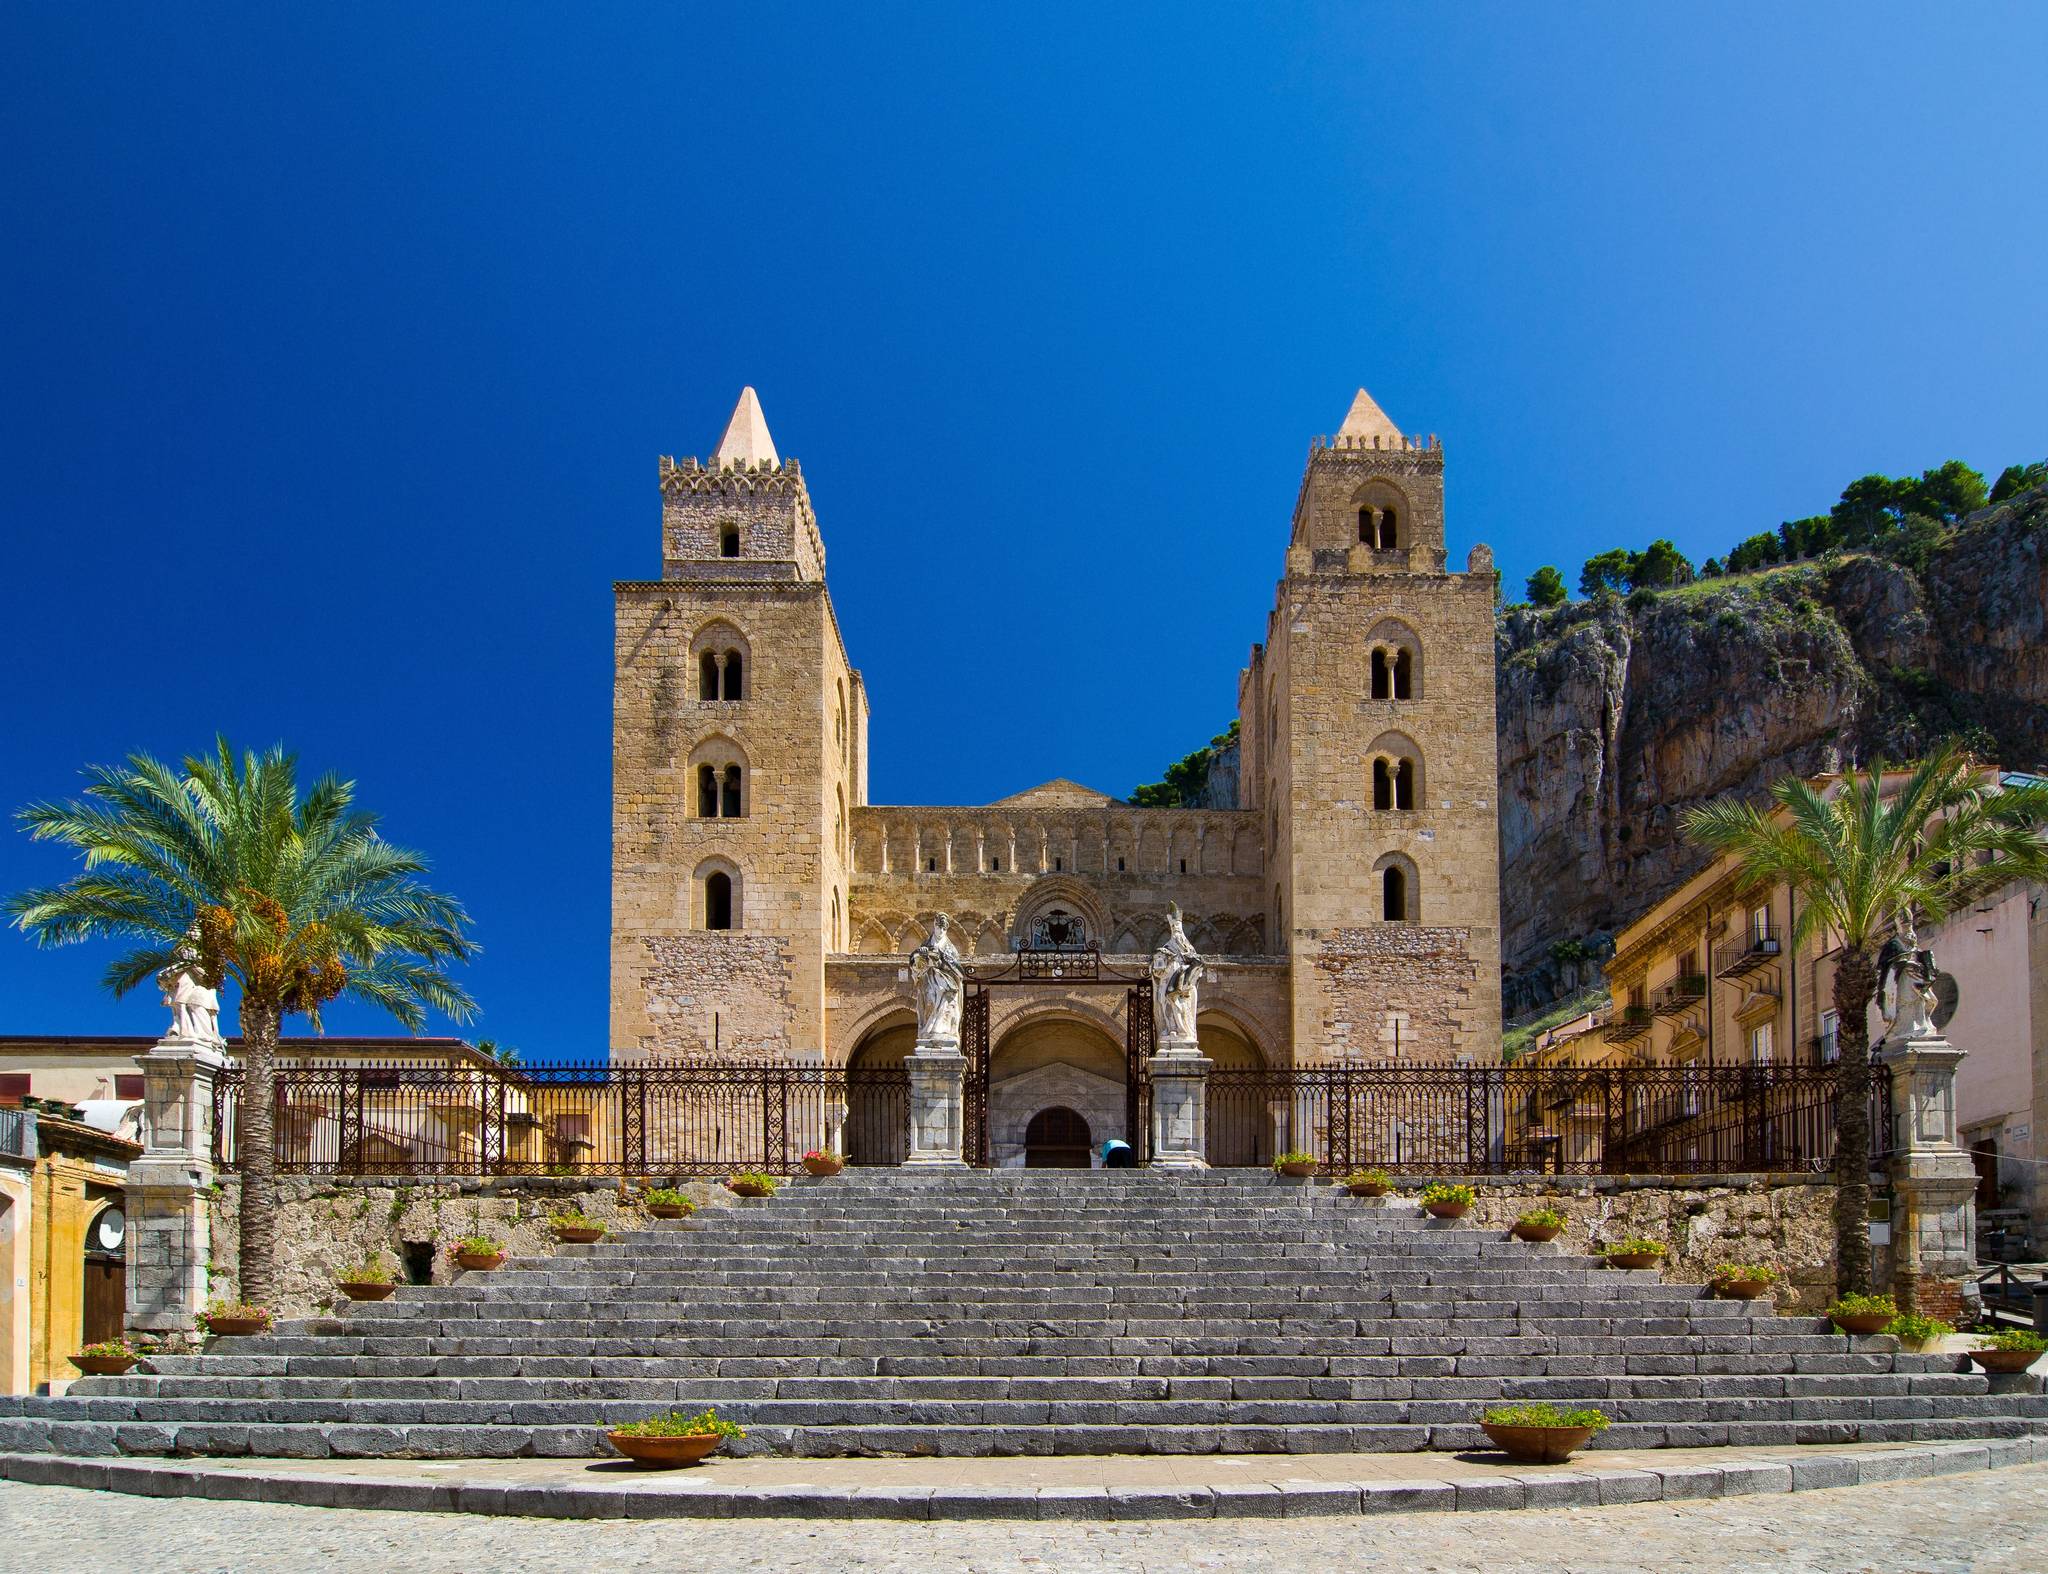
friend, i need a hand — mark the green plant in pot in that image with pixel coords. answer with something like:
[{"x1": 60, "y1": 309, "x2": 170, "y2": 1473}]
[
  {"x1": 550, "y1": 1211, "x2": 606, "y2": 1244},
  {"x1": 1886, "y1": 1312, "x2": 1955, "y2": 1352},
  {"x1": 1826, "y1": 1292, "x2": 1897, "y2": 1336},
  {"x1": 1344, "y1": 1168, "x2": 1394, "y2": 1197},
  {"x1": 1968, "y1": 1328, "x2": 2047, "y2": 1374},
  {"x1": 725, "y1": 1172, "x2": 781, "y2": 1199},
  {"x1": 200, "y1": 1301, "x2": 271, "y2": 1338},
  {"x1": 645, "y1": 1187, "x2": 695, "y2": 1220},
  {"x1": 1478, "y1": 1402, "x2": 1610, "y2": 1463},
  {"x1": 1710, "y1": 1262, "x2": 1779, "y2": 1300},
  {"x1": 71, "y1": 1339, "x2": 141, "y2": 1376},
  {"x1": 1512, "y1": 1206, "x2": 1567, "y2": 1243},
  {"x1": 606, "y1": 1407, "x2": 747, "y2": 1468},
  {"x1": 1272, "y1": 1150, "x2": 1317, "y2": 1178},
  {"x1": 1602, "y1": 1237, "x2": 1666, "y2": 1270},
  {"x1": 1419, "y1": 1182, "x2": 1475, "y2": 1219},
  {"x1": 335, "y1": 1257, "x2": 399, "y2": 1301},
  {"x1": 453, "y1": 1234, "x2": 505, "y2": 1271}
]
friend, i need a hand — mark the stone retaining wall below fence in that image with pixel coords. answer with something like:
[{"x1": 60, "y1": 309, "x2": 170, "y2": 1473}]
[
  {"x1": 1396, "y1": 1174, "x2": 1867, "y2": 1315},
  {"x1": 206, "y1": 1177, "x2": 743, "y2": 1322},
  {"x1": 206, "y1": 1172, "x2": 1865, "y2": 1323}
]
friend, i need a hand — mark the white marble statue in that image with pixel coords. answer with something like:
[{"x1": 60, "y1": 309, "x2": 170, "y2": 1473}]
[
  {"x1": 910, "y1": 913, "x2": 965, "y2": 1046},
  {"x1": 1880, "y1": 916, "x2": 1939, "y2": 1039},
  {"x1": 159, "y1": 945, "x2": 222, "y2": 1045},
  {"x1": 1149, "y1": 903, "x2": 1206, "y2": 1047}
]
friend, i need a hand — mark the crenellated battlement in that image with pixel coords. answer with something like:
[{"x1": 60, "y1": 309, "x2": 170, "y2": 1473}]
[{"x1": 659, "y1": 452, "x2": 808, "y2": 495}]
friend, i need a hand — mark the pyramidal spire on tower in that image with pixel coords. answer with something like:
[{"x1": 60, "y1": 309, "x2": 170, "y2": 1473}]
[
  {"x1": 711, "y1": 386, "x2": 779, "y2": 467},
  {"x1": 1336, "y1": 387, "x2": 1402, "y2": 444}
]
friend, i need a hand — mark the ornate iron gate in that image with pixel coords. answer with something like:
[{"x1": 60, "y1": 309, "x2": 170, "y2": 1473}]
[
  {"x1": 962, "y1": 988, "x2": 992, "y2": 1167},
  {"x1": 1125, "y1": 985, "x2": 1153, "y2": 1164}
]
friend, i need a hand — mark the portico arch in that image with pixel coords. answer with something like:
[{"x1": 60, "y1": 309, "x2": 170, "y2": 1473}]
[{"x1": 988, "y1": 1013, "x2": 1127, "y2": 1168}]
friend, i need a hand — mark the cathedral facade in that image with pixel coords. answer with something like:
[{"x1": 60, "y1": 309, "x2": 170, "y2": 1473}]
[{"x1": 611, "y1": 388, "x2": 1501, "y2": 1160}]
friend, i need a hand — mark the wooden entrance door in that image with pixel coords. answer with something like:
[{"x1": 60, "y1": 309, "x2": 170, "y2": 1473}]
[
  {"x1": 82, "y1": 1257, "x2": 124, "y2": 1346},
  {"x1": 1024, "y1": 1106, "x2": 1093, "y2": 1168}
]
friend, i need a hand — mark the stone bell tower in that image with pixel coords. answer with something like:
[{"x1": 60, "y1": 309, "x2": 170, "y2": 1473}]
[
  {"x1": 1241, "y1": 388, "x2": 1502, "y2": 1062},
  {"x1": 610, "y1": 388, "x2": 867, "y2": 1061}
]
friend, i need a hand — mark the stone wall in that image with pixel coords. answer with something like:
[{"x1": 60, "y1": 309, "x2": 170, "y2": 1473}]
[
  {"x1": 1353, "y1": 1174, "x2": 1855, "y2": 1314},
  {"x1": 204, "y1": 1176, "x2": 742, "y2": 1323}
]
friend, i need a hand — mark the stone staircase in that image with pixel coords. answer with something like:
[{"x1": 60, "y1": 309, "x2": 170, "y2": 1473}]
[{"x1": 4, "y1": 1170, "x2": 2045, "y2": 1461}]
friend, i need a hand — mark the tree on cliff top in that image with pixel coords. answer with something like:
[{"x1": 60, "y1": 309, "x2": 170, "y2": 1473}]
[
  {"x1": 1130, "y1": 720, "x2": 1240, "y2": 808},
  {"x1": 1682, "y1": 747, "x2": 2048, "y2": 1299},
  {"x1": 1525, "y1": 565, "x2": 1568, "y2": 607},
  {"x1": 6, "y1": 740, "x2": 477, "y2": 1310}
]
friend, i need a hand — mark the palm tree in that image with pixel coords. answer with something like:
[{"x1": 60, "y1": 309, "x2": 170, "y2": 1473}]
[
  {"x1": 1683, "y1": 746, "x2": 2048, "y2": 1295},
  {"x1": 7, "y1": 739, "x2": 477, "y2": 1307}
]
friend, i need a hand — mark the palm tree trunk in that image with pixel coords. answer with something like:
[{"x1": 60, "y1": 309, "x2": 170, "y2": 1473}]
[
  {"x1": 239, "y1": 999, "x2": 280, "y2": 1309},
  {"x1": 1831, "y1": 949, "x2": 1878, "y2": 1296}
]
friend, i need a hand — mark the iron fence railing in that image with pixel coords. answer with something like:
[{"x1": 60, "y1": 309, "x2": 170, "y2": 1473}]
[
  {"x1": 0, "y1": 1105, "x2": 35, "y2": 1162},
  {"x1": 209, "y1": 1059, "x2": 1884, "y2": 1179},
  {"x1": 1207, "y1": 1061, "x2": 1887, "y2": 1176},
  {"x1": 212, "y1": 1061, "x2": 910, "y2": 1177}
]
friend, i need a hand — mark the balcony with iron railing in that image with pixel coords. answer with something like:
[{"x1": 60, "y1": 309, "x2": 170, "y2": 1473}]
[
  {"x1": 1606, "y1": 1004, "x2": 1653, "y2": 1043},
  {"x1": 1714, "y1": 925, "x2": 1782, "y2": 979},
  {"x1": 1650, "y1": 975, "x2": 1708, "y2": 1017},
  {"x1": 0, "y1": 1105, "x2": 35, "y2": 1162}
]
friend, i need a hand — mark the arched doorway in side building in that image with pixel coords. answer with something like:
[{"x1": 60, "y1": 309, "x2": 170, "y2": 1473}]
[{"x1": 81, "y1": 1196, "x2": 126, "y2": 1349}]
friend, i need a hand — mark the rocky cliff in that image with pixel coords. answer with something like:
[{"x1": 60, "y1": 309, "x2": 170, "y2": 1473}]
[{"x1": 1497, "y1": 485, "x2": 2048, "y2": 1013}]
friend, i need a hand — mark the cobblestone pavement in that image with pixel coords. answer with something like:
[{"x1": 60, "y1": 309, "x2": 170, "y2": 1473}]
[{"x1": 4, "y1": 1463, "x2": 2048, "y2": 1572}]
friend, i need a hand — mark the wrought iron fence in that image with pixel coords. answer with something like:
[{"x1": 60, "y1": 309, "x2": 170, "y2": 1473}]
[
  {"x1": 1208, "y1": 1061, "x2": 1888, "y2": 1176},
  {"x1": 211, "y1": 1060, "x2": 910, "y2": 1177},
  {"x1": 210, "y1": 1058, "x2": 1884, "y2": 1179}
]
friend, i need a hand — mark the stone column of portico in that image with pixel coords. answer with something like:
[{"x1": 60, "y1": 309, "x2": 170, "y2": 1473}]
[
  {"x1": 903, "y1": 1032, "x2": 968, "y2": 1168},
  {"x1": 1877, "y1": 1024, "x2": 1977, "y2": 1320},
  {"x1": 1148, "y1": 1035, "x2": 1212, "y2": 1169},
  {"x1": 125, "y1": 1031, "x2": 233, "y2": 1340}
]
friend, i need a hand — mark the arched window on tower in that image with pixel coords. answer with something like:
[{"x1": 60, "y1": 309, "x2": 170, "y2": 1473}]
[
  {"x1": 1382, "y1": 864, "x2": 1407, "y2": 922},
  {"x1": 721, "y1": 764, "x2": 743, "y2": 818},
  {"x1": 698, "y1": 765, "x2": 718, "y2": 818},
  {"x1": 1392, "y1": 647, "x2": 1412, "y2": 700},
  {"x1": 721, "y1": 652, "x2": 743, "y2": 701},
  {"x1": 1373, "y1": 758, "x2": 1393, "y2": 811},
  {"x1": 705, "y1": 870, "x2": 734, "y2": 930},
  {"x1": 1394, "y1": 758, "x2": 1415, "y2": 811},
  {"x1": 699, "y1": 652, "x2": 720, "y2": 702},
  {"x1": 1370, "y1": 648, "x2": 1391, "y2": 700},
  {"x1": 1378, "y1": 507, "x2": 1399, "y2": 550},
  {"x1": 1358, "y1": 506, "x2": 1374, "y2": 545}
]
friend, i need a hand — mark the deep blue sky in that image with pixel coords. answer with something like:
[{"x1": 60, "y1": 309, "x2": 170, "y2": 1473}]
[{"x1": 4, "y1": 5, "x2": 2044, "y2": 1057}]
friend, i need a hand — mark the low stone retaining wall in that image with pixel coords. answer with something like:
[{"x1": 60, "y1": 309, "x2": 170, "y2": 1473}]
[
  {"x1": 1351, "y1": 1174, "x2": 1859, "y2": 1314},
  {"x1": 206, "y1": 1176, "x2": 742, "y2": 1320}
]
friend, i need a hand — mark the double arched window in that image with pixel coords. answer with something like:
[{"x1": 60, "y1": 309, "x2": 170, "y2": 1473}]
[
  {"x1": 1357, "y1": 504, "x2": 1399, "y2": 550},
  {"x1": 690, "y1": 737, "x2": 748, "y2": 819},
  {"x1": 1367, "y1": 731, "x2": 1424, "y2": 812},
  {"x1": 1369, "y1": 646, "x2": 1413, "y2": 700},
  {"x1": 692, "y1": 621, "x2": 750, "y2": 703}
]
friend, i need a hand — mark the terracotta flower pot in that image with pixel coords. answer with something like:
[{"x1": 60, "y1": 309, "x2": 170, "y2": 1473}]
[
  {"x1": 71, "y1": 1354, "x2": 138, "y2": 1376},
  {"x1": 1276, "y1": 1162, "x2": 1317, "y2": 1179},
  {"x1": 1424, "y1": 1201, "x2": 1469, "y2": 1219},
  {"x1": 1347, "y1": 1182, "x2": 1393, "y2": 1198},
  {"x1": 1830, "y1": 1311, "x2": 1892, "y2": 1335},
  {"x1": 802, "y1": 1155, "x2": 845, "y2": 1176},
  {"x1": 1480, "y1": 1421, "x2": 1597, "y2": 1464},
  {"x1": 336, "y1": 1281, "x2": 396, "y2": 1302},
  {"x1": 1512, "y1": 1222, "x2": 1562, "y2": 1242},
  {"x1": 648, "y1": 1204, "x2": 691, "y2": 1219},
  {"x1": 726, "y1": 1180, "x2": 772, "y2": 1198},
  {"x1": 1606, "y1": 1252, "x2": 1663, "y2": 1270},
  {"x1": 1969, "y1": 1347, "x2": 2043, "y2": 1374},
  {"x1": 204, "y1": 1317, "x2": 268, "y2": 1338},
  {"x1": 455, "y1": 1251, "x2": 505, "y2": 1272},
  {"x1": 1715, "y1": 1278, "x2": 1772, "y2": 1300},
  {"x1": 607, "y1": 1431, "x2": 726, "y2": 1467},
  {"x1": 554, "y1": 1226, "x2": 606, "y2": 1244}
]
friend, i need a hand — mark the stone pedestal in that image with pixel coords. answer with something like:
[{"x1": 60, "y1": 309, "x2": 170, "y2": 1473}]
[
  {"x1": 823, "y1": 1097, "x2": 848, "y2": 1159},
  {"x1": 126, "y1": 1034, "x2": 232, "y2": 1339},
  {"x1": 1148, "y1": 1041, "x2": 1211, "y2": 1170},
  {"x1": 904, "y1": 1041, "x2": 967, "y2": 1168},
  {"x1": 1878, "y1": 1028, "x2": 1977, "y2": 1319}
]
